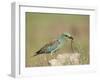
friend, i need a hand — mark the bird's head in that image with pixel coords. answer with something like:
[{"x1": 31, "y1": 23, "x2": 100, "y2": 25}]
[{"x1": 62, "y1": 32, "x2": 74, "y2": 40}]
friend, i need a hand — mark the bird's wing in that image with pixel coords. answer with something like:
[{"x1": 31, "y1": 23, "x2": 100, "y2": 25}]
[{"x1": 36, "y1": 39, "x2": 60, "y2": 54}]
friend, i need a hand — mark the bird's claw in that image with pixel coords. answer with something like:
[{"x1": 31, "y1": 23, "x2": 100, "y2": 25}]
[{"x1": 51, "y1": 53, "x2": 53, "y2": 56}]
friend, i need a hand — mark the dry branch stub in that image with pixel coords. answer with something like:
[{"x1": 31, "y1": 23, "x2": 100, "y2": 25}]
[{"x1": 49, "y1": 53, "x2": 80, "y2": 66}]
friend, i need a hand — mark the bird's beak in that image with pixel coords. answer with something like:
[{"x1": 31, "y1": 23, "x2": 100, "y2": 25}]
[
  {"x1": 65, "y1": 35, "x2": 74, "y2": 40},
  {"x1": 68, "y1": 36, "x2": 74, "y2": 40}
]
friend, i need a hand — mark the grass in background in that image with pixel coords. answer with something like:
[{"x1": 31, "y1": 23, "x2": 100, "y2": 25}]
[{"x1": 25, "y1": 12, "x2": 89, "y2": 67}]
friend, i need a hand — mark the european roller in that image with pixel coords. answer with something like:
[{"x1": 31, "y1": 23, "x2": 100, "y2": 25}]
[{"x1": 33, "y1": 32, "x2": 73, "y2": 56}]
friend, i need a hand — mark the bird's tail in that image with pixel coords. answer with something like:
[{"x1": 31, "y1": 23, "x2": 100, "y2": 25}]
[
  {"x1": 32, "y1": 51, "x2": 40, "y2": 57},
  {"x1": 33, "y1": 53, "x2": 38, "y2": 56},
  {"x1": 31, "y1": 53, "x2": 38, "y2": 57}
]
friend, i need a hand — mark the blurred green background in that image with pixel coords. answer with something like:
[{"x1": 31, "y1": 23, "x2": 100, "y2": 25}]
[{"x1": 25, "y1": 12, "x2": 89, "y2": 67}]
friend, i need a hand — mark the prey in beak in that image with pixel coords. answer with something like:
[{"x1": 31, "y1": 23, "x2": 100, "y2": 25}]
[{"x1": 68, "y1": 36, "x2": 74, "y2": 40}]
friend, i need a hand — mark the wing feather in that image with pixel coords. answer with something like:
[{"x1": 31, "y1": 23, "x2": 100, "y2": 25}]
[{"x1": 36, "y1": 40, "x2": 60, "y2": 55}]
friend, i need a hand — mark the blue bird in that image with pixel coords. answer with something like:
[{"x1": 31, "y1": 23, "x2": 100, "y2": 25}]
[{"x1": 33, "y1": 32, "x2": 73, "y2": 56}]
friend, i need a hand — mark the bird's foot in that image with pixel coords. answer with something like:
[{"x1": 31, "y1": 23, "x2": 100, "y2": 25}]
[{"x1": 51, "y1": 53, "x2": 53, "y2": 56}]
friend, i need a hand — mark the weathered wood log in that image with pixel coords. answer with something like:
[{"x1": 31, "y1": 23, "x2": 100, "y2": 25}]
[{"x1": 48, "y1": 53, "x2": 80, "y2": 66}]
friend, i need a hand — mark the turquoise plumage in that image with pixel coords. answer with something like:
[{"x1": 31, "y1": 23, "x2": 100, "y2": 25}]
[{"x1": 34, "y1": 32, "x2": 73, "y2": 56}]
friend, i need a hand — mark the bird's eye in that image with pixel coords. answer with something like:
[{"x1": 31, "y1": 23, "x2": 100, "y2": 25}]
[{"x1": 65, "y1": 35, "x2": 68, "y2": 37}]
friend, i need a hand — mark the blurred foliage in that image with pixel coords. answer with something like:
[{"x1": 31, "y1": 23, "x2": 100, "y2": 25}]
[{"x1": 25, "y1": 12, "x2": 89, "y2": 67}]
